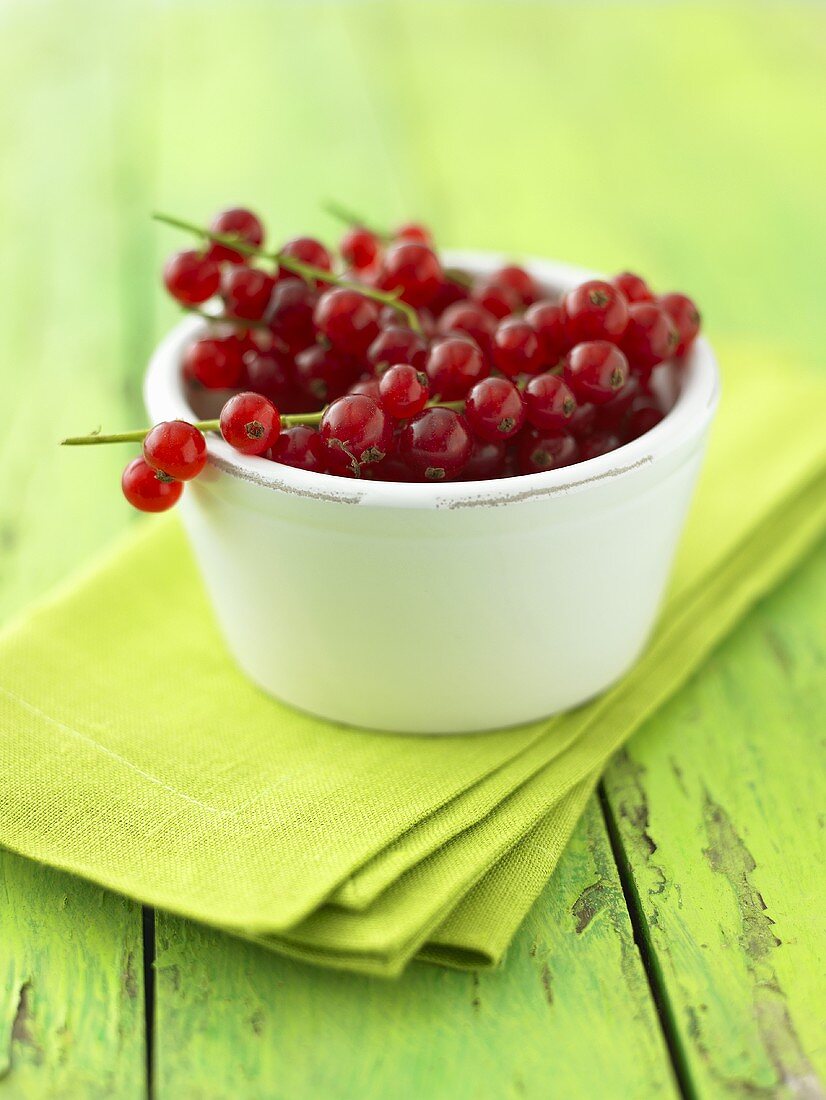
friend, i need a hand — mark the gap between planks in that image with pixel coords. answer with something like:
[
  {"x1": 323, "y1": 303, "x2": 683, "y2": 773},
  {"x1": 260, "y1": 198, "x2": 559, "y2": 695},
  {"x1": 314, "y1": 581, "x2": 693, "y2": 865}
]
[{"x1": 598, "y1": 782, "x2": 695, "y2": 1100}]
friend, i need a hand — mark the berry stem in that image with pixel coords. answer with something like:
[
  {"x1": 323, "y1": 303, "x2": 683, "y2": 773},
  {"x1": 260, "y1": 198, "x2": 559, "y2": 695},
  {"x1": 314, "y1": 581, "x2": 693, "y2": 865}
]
[
  {"x1": 322, "y1": 200, "x2": 388, "y2": 241},
  {"x1": 60, "y1": 401, "x2": 463, "y2": 448},
  {"x1": 152, "y1": 211, "x2": 422, "y2": 333},
  {"x1": 184, "y1": 305, "x2": 269, "y2": 330}
]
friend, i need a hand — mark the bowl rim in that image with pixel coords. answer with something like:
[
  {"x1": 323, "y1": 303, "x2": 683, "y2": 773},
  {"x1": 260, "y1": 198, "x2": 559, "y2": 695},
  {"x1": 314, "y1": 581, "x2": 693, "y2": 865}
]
[{"x1": 144, "y1": 250, "x2": 720, "y2": 510}]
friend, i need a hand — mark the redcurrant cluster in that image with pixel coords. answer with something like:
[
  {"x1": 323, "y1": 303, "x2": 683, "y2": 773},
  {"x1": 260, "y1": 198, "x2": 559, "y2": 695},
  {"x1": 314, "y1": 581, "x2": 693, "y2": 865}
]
[{"x1": 66, "y1": 204, "x2": 702, "y2": 510}]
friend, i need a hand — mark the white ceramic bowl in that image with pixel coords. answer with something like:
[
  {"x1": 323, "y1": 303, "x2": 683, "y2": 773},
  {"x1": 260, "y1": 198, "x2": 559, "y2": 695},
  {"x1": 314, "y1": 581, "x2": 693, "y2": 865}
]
[{"x1": 145, "y1": 252, "x2": 720, "y2": 734}]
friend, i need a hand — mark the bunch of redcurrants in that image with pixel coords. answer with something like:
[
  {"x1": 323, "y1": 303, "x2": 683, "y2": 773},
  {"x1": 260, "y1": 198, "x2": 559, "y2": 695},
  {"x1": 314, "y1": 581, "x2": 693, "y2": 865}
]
[{"x1": 120, "y1": 205, "x2": 701, "y2": 511}]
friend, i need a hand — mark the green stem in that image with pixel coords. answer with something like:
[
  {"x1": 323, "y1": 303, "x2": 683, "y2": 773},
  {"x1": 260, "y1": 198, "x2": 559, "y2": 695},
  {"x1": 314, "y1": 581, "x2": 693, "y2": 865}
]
[
  {"x1": 60, "y1": 401, "x2": 463, "y2": 448},
  {"x1": 322, "y1": 200, "x2": 388, "y2": 241},
  {"x1": 153, "y1": 211, "x2": 422, "y2": 333},
  {"x1": 185, "y1": 306, "x2": 269, "y2": 330}
]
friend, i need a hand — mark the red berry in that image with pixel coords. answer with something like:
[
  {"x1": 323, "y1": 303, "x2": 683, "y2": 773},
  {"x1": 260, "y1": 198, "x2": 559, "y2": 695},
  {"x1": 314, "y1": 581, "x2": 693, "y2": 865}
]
[
  {"x1": 612, "y1": 271, "x2": 653, "y2": 304},
  {"x1": 624, "y1": 397, "x2": 665, "y2": 440},
  {"x1": 399, "y1": 407, "x2": 472, "y2": 481},
  {"x1": 319, "y1": 395, "x2": 392, "y2": 475},
  {"x1": 349, "y1": 376, "x2": 382, "y2": 400},
  {"x1": 278, "y1": 237, "x2": 333, "y2": 284},
  {"x1": 340, "y1": 227, "x2": 381, "y2": 272},
  {"x1": 121, "y1": 457, "x2": 183, "y2": 513},
  {"x1": 492, "y1": 264, "x2": 539, "y2": 306},
  {"x1": 184, "y1": 336, "x2": 244, "y2": 389},
  {"x1": 243, "y1": 348, "x2": 296, "y2": 404},
  {"x1": 294, "y1": 343, "x2": 359, "y2": 405},
  {"x1": 379, "y1": 242, "x2": 442, "y2": 307},
  {"x1": 143, "y1": 421, "x2": 207, "y2": 481},
  {"x1": 426, "y1": 336, "x2": 488, "y2": 399},
  {"x1": 429, "y1": 278, "x2": 468, "y2": 316},
  {"x1": 524, "y1": 373, "x2": 577, "y2": 431},
  {"x1": 465, "y1": 377, "x2": 526, "y2": 442},
  {"x1": 657, "y1": 293, "x2": 701, "y2": 356},
  {"x1": 207, "y1": 207, "x2": 265, "y2": 264},
  {"x1": 568, "y1": 402, "x2": 598, "y2": 438},
  {"x1": 460, "y1": 438, "x2": 507, "y2": 481},
  {"x1": 621, "y1": 302, "x2": 679, "y2": 374},
  {"x1": 313, "y1": 288, "x2": 379, "y2": 355},
  {"x1": 579, "y1": 431, "x2": 622, "y2": 462},
  {"x1": 219, "y1": 392, "x2": 281, "y2": 455},
  {"x1": 379, "y1": 364, "x2": 430, "y2": 419},
  {"x1": 163, "y1": 250, "x2": 221, "y2": 305},
  {"x1": 564, "y1": 280, "x2": 629, "y2": 343},
  {"x1": 438, "y1": 301, "x2": 496, "y2": 357},
  {"x1": 270, "y1": 425, "x2": 327, "y2": 473},
  {"x1": 222, "y1": 265, "x2": 276, "y2": 320},
  {"x1": 471, "y1": 279, "x2": 520, "y2": 320},
  {"x1": 394, "y1": 222, "x2": 432, "y2": 246},
  {"x1": 492, "y1": 318, "x2": 542, "y2": 377},
  {"x1": 367, "y1": 325, "x2": 428, "y2": 373},
  {"x1": 525, "y1": 300, "x2": 567, "y2": 364},
  {"x1": 268, "y1": 280, "x2": 318, "y2": 352},
  {"x1": 564, "y1": 342, "x2": 629, "y2": 405},
  {"x1": 517, "y1": 430, "x2": 578, "y2": 475},
  {"x1": 596, "y1": 374, "x2": 648, "y2": 430}
]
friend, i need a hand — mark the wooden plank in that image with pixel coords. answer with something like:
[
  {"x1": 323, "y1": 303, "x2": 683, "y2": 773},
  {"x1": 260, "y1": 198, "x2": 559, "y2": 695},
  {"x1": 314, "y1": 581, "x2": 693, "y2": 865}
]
[
  {"x1": 0, "y1": 3, "x2": 156, "y2": 1095},
  {"x1": 602, "y1": 541, "x2": 826, "y2": 1098},
  {"x1": 154, "y1": 796, "x2": 677, "y2": 1100},
  {"x1": 0, "y1": 850, "x2": 146, "y2": 1098}
]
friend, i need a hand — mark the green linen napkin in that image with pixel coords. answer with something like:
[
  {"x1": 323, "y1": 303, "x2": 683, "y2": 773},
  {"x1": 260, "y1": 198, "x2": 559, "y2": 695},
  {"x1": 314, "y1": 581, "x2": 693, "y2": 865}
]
[{"x1": 1, "y1": 349, "x2": 824, "y2": 977}]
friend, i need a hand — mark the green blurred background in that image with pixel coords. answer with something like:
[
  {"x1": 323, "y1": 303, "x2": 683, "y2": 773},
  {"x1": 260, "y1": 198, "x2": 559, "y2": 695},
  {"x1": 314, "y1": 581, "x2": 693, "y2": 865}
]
[{"x1": 1, "y1": 0, "x2": 824, "y2": 619}]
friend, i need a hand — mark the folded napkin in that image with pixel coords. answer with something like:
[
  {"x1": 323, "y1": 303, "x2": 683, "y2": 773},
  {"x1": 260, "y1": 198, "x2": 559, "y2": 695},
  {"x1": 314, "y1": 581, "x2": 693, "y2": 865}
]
[{"x1": 2, "y1": 349, "x2": 824, "y2": 976}]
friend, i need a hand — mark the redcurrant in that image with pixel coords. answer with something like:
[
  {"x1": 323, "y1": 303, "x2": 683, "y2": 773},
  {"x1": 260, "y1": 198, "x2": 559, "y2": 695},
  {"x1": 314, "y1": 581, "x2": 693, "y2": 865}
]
[
  {"x1": 143, "y1": 420, "x2": 207, "y2": 481},
  {"x1": 471, "y1": 279, "x2": 520, "y2": 320},
  {"x1": 492, "y1": 264, "x2": 538, "y2": 306},
  {"x1": 564, "y1": 342, "x2": 629, "y2": 405},
  {"x1": 579, "y1": 431, "x2": 622, "y2": 462},
  {"x1": 313, "y1": 287, "x2": 380, "y2": 355},
  {"x1": 624, "y1": 397, "x2": 665, "y2": 440},
  {"x1": 492, "y1": 318, "x2": 542, "y2": 377},
  {"x1": 621, "y1": 302, "x2": 679, "y2": 374},
  {"x1": 398, "y1": 407, "x2": 472, "y2": 481},
  {"x1": 340, "y1": 227, "x2": 381, "y2": 272},
  {"x1": 122, "y1": 457, "x2": 183, "y2": 513},
  {"x1": 270, "y1": 425, "x2": 327, "y2": 473},
  {"x1": 294, "y1": 343, "x2": 359, "y2": 405},
  {"x1": 657, "y1": 293, "x2": 701, "y2": 356},
  {"x1": 426, "y1": 336, "x2": 488, "y2": 399},
  {"x1": 319, "y1": 394, "x2": 392, "y2": 475},
  {"x1": 163, "y1": 250, "x2": 221, "y2": 305},
  {"x1": 564, "y1": 280, "x2": 629, "y2": 343},
  {"x1": 278, "y1": 237, "x2": 333, "y2": 282},
  {"x1": 378, "y1": 242, "x2": 442, "y2": 307},
  {"x1": 524, "y1": 373, "x2": 577, "y2": 431},
  {"x1": 207, "y1": 207, "x2": 265, "y2": 264},
  {"x1": 460, "y1": 438, "x2": 507, "y2": 481},
  {"x1": 379, "y1": 364, "x2": 430, "y2": 419},
  {"x1": 348, "y1": 376, "x2": 382, "y2": 400},
  {"x1": 267, "y1": 280, "x2": 318, "y2": 351},
  {"x1": 464, "y1": 377, "x2": 526, "y2": 442},
  {"x1": 183, "y1": 336, "x2": 244, "y2": 389},
  {"x1": 394, "y1": 222, "x2": 432, "y2": 246},
  {"x1": 525, "y1": 300, "x2": 567, "y2": 365},
  {"x1": 438, "y1": 301, "x2": 496, "y2": 358},
  {"x1": 611, "y1": 271, "x2": 653, "y2": 304},
  {"x1": 219, "y1": 392, "x2": 281, "y2": 455},
  {"x1": 367, "y1": 325, "x2": 428, "y2": 373},
  {"x1": 222, "y1": 265, "x2": 276, "y2": 321},
  {"x1": 517, "y1": 430, "x2": 578, "y2": 475}
]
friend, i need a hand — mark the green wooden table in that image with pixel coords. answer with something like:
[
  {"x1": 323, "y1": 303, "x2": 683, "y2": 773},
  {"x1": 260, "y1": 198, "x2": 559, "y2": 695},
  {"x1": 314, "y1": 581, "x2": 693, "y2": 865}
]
[{"x1": 2, "y1": 2, "x2": 824, "y2": 1096}]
